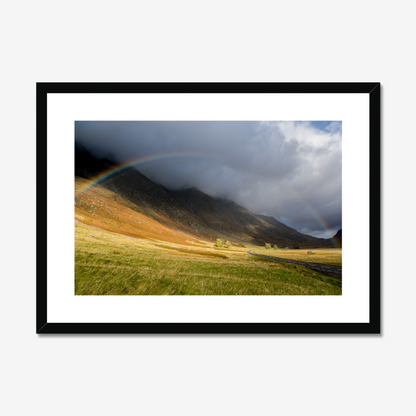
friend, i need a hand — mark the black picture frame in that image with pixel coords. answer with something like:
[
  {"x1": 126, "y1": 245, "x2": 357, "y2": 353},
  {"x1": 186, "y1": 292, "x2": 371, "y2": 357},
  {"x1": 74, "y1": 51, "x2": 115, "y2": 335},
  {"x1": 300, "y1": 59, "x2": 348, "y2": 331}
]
[{"x1": 37, "y1": 82, "x2": 380, "y2": 334}]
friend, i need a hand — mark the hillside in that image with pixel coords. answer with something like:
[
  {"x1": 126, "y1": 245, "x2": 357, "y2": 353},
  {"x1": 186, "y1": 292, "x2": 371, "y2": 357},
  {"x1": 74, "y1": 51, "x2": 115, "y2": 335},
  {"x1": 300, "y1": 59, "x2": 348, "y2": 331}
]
[
  {"x1": 331, "y1": 229, "x2": 342, "y2": 248},
  {"x1": 75, "y1": 146, "x2": 334, "y2": 248}
]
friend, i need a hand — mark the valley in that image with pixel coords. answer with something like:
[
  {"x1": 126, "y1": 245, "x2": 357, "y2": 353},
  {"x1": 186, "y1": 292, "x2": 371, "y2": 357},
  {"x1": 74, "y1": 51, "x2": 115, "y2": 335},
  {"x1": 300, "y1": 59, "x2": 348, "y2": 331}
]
[
  {"x1": 75, "y1": 220, "x2": 342, "y2": 296},
  {"x1": 75, "y1": 149, "x2": 342, "y2": 295}
]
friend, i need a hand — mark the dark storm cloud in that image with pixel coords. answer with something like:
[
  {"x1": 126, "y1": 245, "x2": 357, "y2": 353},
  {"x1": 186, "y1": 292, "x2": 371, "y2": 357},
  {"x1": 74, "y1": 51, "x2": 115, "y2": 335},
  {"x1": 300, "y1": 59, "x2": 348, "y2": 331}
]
[{"x1": 75, "y1": 121, "x2": 342, "y2": 238}]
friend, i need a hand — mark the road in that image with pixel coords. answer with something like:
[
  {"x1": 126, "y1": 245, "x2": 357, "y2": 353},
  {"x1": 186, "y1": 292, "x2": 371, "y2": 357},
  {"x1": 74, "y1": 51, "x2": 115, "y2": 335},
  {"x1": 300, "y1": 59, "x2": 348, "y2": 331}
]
[{"x1": 246, "y1": 250, "x2": 342, "y2": 279}]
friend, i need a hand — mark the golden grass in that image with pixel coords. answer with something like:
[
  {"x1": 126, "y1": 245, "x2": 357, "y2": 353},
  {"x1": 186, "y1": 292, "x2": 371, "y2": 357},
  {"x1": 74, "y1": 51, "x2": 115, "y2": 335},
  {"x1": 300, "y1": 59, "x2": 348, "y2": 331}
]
[
  {"x1": 75, "y1": 222, "x2": 341, "y2": 296},
  {"x1": 252, "y1": 247, "x2": 342, "y2": 266},
  {"x1": 75, "y1": 177, "x2": 215, "y2": 246},
  {"x1": 155, "y1": 244, "x2": 229, "y2": 258}
]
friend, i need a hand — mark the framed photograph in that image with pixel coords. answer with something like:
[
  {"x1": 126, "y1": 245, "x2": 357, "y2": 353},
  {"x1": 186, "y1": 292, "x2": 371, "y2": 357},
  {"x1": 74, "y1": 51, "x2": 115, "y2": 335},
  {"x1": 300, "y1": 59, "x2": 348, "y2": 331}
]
[{"x1": 37, "y1": 82, "x2": 380, "y2": 334}]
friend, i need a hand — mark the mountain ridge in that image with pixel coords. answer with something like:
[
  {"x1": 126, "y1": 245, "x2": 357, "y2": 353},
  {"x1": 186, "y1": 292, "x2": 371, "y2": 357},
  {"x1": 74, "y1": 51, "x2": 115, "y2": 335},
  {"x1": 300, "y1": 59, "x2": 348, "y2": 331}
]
[{"x1": 75, "y1": 146, "x2": 336, "y2": 248}]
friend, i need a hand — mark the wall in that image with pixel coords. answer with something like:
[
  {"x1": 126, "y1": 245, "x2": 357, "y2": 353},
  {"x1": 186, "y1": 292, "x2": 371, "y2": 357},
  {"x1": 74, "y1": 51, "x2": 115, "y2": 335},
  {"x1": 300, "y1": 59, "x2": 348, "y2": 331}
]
[{"x1": 1, "y1": 1, "x2": 413, "y2": 415}]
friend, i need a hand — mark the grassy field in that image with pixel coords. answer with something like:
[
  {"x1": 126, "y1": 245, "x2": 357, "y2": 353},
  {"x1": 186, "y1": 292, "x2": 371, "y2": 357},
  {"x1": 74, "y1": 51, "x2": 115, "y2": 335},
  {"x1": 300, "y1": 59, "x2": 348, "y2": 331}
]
[
  {"x1": 75, "y1": 177, "x2": 342, "y2": 295},
  {"x1": 251, "y1": 247, "x2": 342, "y2": 267},
  {"x1": 75, "y1": 222, "x2": 342, "y2": 295}
]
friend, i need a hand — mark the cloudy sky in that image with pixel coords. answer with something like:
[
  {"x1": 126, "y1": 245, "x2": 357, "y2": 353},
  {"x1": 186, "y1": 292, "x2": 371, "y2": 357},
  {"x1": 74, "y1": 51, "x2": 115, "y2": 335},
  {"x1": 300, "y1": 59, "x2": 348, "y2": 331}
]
[{"x1": 75, "y1": 121, "x2": 342, "y2": 239}]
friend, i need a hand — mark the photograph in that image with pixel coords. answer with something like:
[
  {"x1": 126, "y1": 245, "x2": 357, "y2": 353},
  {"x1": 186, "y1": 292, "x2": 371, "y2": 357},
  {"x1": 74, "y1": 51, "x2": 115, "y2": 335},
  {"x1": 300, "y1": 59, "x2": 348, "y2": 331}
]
[
  {"x1": 74, "y1": 120, "x2": 342, "y2": 296},
  {"x1": 37, "y1": 82, "x2": 378, "y2": 332}
]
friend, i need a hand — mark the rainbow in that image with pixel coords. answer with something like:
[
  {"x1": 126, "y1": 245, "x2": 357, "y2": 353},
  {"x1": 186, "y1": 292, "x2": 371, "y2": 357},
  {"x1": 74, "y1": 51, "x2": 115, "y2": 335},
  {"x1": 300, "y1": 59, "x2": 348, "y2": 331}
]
[
  {"x1": 74, "y1": 152, "x2": 341, "y2": 248},
  {"x1": 75, "y1": 151, "x2": 220, "y2": 198},
  {"x1": 285, "y1": 186, "x2": 341, "y2": 248}
]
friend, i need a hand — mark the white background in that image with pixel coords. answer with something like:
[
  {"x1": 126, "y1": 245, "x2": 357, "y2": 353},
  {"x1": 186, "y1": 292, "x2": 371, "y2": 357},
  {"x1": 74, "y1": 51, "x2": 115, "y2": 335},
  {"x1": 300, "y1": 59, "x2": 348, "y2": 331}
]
[{"x1": 0, "y1": 1, "x2": 413, "y2": 416}]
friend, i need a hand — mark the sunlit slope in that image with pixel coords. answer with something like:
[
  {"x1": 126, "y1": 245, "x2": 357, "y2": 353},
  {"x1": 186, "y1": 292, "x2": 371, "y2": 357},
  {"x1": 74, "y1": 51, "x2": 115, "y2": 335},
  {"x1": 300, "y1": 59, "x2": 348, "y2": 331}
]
[
  {"x1": 75, "y1": 177, "x2": 207, "y2": 246},
  {"x1": 75, "y1": 146, "x2": 227, "y2": 243}
]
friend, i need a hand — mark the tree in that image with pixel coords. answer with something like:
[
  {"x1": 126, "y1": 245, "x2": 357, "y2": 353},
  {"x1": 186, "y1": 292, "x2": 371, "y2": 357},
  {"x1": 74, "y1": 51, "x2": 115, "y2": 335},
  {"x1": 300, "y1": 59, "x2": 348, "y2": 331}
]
[
  {"x1": 214, "y1": 238, "x2": 223, "y2": 248},
  {"x1": 225, "y1": 240, "x2": 232, "y2": 248},
  {"x1": 273, "y1": 245, "x2": 278, "y2": 250},
  {"x1": 265, "y1": 243, "x2": 271, "y2": 249}
]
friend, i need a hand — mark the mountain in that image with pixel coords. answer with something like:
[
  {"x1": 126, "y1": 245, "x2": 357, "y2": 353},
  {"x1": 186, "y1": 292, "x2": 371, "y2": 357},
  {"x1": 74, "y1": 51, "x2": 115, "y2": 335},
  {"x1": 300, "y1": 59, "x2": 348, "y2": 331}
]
[
  {"x1": 330, "y1": 229, "x2": 342, "y2": 248},
  {"x1": 75, "y1": 145, "x2": 334, "y2": 248},
  {"x1": 172, "y1": 187, "x2": 331, "y2": 247},
  {"x1": 75, "y1": 145, "x2": 212, "y2": 239}
]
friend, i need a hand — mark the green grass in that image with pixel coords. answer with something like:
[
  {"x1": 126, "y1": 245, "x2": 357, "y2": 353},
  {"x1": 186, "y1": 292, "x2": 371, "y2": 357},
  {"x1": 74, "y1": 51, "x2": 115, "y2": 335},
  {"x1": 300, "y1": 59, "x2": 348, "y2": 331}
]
[{"x1": 75, "y1": 223, "x2": 341, "y2": 296}]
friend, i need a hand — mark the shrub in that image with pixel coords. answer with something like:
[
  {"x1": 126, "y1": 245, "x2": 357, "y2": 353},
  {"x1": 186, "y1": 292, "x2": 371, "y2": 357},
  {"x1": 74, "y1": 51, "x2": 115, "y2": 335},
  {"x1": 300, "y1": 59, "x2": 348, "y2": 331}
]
[
  {"x1": 214, "y1": 238, "x2": 223, "y2": 248},
  {"x1": 265, "y1": 243, "x2": 271, "y2": 249},
  {"x1": 273, "y1": 245, "x2": 278, "y2": 250},
  {"x1": 224, "y1": 240, "x2": 232, "y2": 248},
  {"x1": 307, "y1": 251, "x2": 315, "y2": 254}
]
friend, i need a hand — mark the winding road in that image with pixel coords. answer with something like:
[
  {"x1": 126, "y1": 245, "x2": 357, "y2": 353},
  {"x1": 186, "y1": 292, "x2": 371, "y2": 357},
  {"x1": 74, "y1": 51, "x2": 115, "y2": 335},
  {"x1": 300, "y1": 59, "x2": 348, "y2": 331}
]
[{"x1": 247, "y1": 250, "x2": 342, "y2": 279}]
